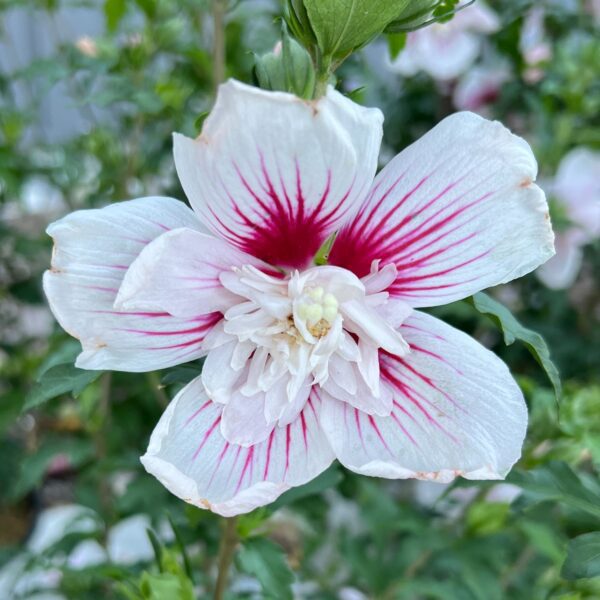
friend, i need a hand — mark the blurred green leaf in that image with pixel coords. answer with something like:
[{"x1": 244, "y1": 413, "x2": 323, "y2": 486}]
[
  {"x1": 508, "y1": 462, "x2": 600, "y2": 519},
  {"x1": 104, "y1": 0, "x2": 127, "y2": 32},
  {"x1": 237, "y1": 538, "x2": 294, "y2": 600},
  {"x1": 562, "y1": 532, "x2": 600, "y2": 580},
  {"x1": 24, "y1": 363, "x2": 103, "y2": 411},
  {"x1": 467, "y1": 292, "x2": 561, "y2": 400},
  {"x1": 387, "y1": 32, "x2": 407, "y2": 60}
]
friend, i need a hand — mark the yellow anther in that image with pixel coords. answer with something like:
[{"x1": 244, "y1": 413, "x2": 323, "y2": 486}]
[
  {"x1": 323, "y1": 292, "x2": 338, "y2": 308},
  {"x1": 297, "y1": 303, "x2": 310, "y2": 320},
  {"x1": 308, "y1": 286, "x2": 324, "y2": 301},
  {"x1": 305, "y1": 303, "x2": 323, "y2": 324},
  {"x1": 322, "y1": 305, "x2": 338, "y2": 323}
]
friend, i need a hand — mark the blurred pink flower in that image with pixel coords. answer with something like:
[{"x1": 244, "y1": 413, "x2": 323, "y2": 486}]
[
  {"x1": 520, "y1": 7, "x2": 552, "y2": 84},
  {"x1": 453, "y1": 62, "x2": 510, "y2": 113},
  {"x1": 389, "y1": 2, "x2": 499, "y2": 81},
  {"x1": 537, "y1": 148, "x2": 600, "y2": 289},
  {"x1": 45, "y1": 80, "x2": 553, "y2": 516}
]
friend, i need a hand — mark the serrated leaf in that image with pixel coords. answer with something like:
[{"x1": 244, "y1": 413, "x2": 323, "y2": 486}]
[
  {"x1": 467, "y1": 292, "x2": 561, "y2": 400},
  {"x1": 562, "y1": 532, "x2": 600, "y2": 580},
  {"x1": 24, "y1": 363, "x2": 103, "y2": 411},
  {"x1": 237, "y1": 538, "x2": 294, "y2": 600},
  {"x1": 508, "y1": 462, "x2": 600, "y2": 519}
]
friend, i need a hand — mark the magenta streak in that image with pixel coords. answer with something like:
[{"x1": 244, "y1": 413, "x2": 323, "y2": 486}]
[
  {"x1": 147, "y1": 338, "x2": 205, "y2": 351},
  {"x1": 225, "y1": 446, "x2": 243, "y2": 487},
  {"x1": 354, "y1": 409, "x2": 365, "y2": 448},
  {"x1": 184, "y1": 400, "x2": 211, "y2": 427},
  {"x1": 90, "y1": 310, "x2": 172, "y2": 317},
  {"x1": 374, "y1": 191, "x2": 491, "y2": 262},
  {"x1": 361, "y1": 175, "x2": 430, "y2": 246},
  {"x1": 284, "y1": 425, "x2": 292, "y2": 476},
  {"x1": 263, "y1": 430, "x2": 276, "y2": 479},
  {"x1": 381, "y1": 366, "x2": 436, "y2": 425},
  {"x1": 401, "y1": 323, "x2": 445, "y2": 340},
  {"x1": 192, "y1": 415, "x2": 221, "y2": 460},
  {"x1": 367, "y1": 415, "x2": 392, "y2": 454},
  {"x1": 410, "y1": 344, "x2": 464, "y2": 377},
  {"x1": 300, "y1": 411, "x2": 308, "y2": 450},
  {"x1": 207, "y1": 442, "x2": 230, "y2": 490},
  {"x1": 307, "y1": 395, "x2": 318, "y2": 419},
  {"x1": 386, "y1": 360, "x2": 461, "y2": 440},
  {"x1": 395, "y1": 357, "x2": 465, "y2": 415},
  {"x1": 390, "y1": 410, "x2": 419, "y2": 446},
  {"x1": 235, "y1": 447, "x2": 255, "y2": 493},
  {"x1": 394, "y1": 229, "x2": 479, "y2": 270},
  {"x1": 85, "y1": 285, "x2": 120, "y2": 293},
  {"x1": 391, "y1": 274, "x2": 481, "y2": 293},
  {"x1": 146, "y1": 219, "x2": 170, "y2": 232},
  {"x1": 351, "y1": 172, "x2": 407, "y2": 237},
  {"x1": 392, "y1": 250, "x2": 491, "y2": 286},
  {"x1": 115, "y1": 322, "x2": 216, "y2": 337}
]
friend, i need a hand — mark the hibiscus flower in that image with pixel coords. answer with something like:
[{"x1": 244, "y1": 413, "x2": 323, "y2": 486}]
[
  {"x1": 536, "y1": 148, "x2": 600, "y2": 289},
  {"x1": 44, "y1": 80, "x2": 554, "y2": 516},
  {"x1": 388, "y1": 1, "x2": 499, "y2": 81}
]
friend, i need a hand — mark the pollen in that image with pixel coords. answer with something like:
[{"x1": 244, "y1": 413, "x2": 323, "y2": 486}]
[{"x1": 308, "y1": 318, "x2": 331, "y2": 338}]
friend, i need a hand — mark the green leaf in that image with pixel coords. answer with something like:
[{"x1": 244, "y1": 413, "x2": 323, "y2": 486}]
[
  {"x1": 562, "y1": 532, "x2": 600, "y2": 580},
  {"x1": 139, "y1": 572, "x2": 194, "y2": 600},
  {"x1": 508, "y1": 462, "x2": 600, "y2": 519},
  {"x1": 467, "y1": 292, "x2": 561, "y2": 400},
  {"x1": 303, "y1": 0, "x2": 412, "y2": 60},
  {"x1": 385, "y1": 0, "x2": 469, "y2": 33},
  {"x1": 104, "y1": 0, "x2": 127, "y2": 32},
  {"x1": 255, "y1": 23, "x2": 315, "y2": 98},
  {"x1": 24, "y1": 363, "x2": 103, "y2": 411},
  {"x1": 12, "y1": 438, "x2": 95, "y2": 499},
  {"x1": 387, "y1": 32, "x2": 407, "y2": 60},
  {"x1": 237, "y1": 538, "x2": 294, "y2": 600}
]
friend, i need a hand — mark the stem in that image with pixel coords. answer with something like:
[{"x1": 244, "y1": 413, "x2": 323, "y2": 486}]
[
  {"x1": 214, "y1": 516, "x2": 238, "y2": 600},
  {"x1": 212, "y1": 0, "x2": 227, "y2": 95},
  {"x1": 95, "y1": 373, "x2": 114, "y2": 530},
  {"x1": 313, "y1": 51, "x2": 332, "y2": 99}
]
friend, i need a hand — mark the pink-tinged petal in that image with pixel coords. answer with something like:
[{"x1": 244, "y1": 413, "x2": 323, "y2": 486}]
[
  {"x1": 44, "y1": 197, "x2": 218, "y2": 372},
  {"x1": 329, "y1": 112, "x2": 554, "y2": 307},
  {"x1": 173, "y1": 79, "x2": 382, "y2": 269},
  {"x1": 536, "y1": 231, "x2": 585, "y2": 290},
  {"x1": 141, "y1": 377, "x2": 334, "y2": 516},
  {"x1": 552, "y1": 148, "x2": 600, "y2": 238},
  {"x1": 221, "y1": 389, "x2": 273, "y2": 447},
  {"x1": 115, "y1": 228, "x2": 276, "y2": 318},
  {"x1": 319, "y1": 311, "x2": 527, "y2": 482}
]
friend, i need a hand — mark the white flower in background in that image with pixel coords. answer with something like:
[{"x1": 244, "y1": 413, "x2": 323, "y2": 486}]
[
  {"x1": 389, "y1": 2, "x2": 499, "y2": 81},
  {"x1": 537, "y1": 148, "x2": 600, "y2": 289},
  {"x1": 0, "y1": 506, "x2": 165, "y2": 599},
  {"x1": 44, "y1": 80, "x2": 554, "y2": 516},
  {"x1": 453, "y1": 62, "x2": 510, "y2": 113},
  {"x1": 519, "y1": 6, "x2": 552, "y2": 84}
]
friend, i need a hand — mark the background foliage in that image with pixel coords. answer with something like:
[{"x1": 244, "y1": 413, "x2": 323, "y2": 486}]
[{"x1": 0, "y1": 0, "x2": 599, "y2": 598}]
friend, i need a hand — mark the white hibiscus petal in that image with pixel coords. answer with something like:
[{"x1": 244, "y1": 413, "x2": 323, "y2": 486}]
[
  {"x1": 330, "y1": 112, "x2": 554, "y2": 307},
  {"x1": 173, "y1": 79, "x2": 382, "y2": 269},
  {"x1": 142, "y1": 378, "x2": 334, "y2": 516},
  {"x1": 319, "y1": 311, "x2": 527, "y2": 482},
  {"x1": 44, "y1": 197, "x2": 219, "y2": 372}
]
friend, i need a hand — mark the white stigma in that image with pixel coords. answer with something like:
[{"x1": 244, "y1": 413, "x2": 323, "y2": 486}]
[{"x1": 295, "y1": 286, "x2": 339, "y2": 338}]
